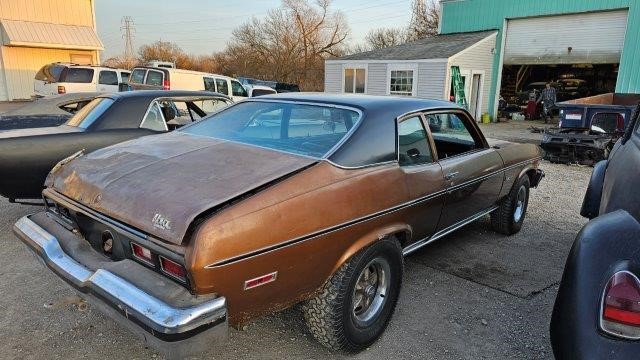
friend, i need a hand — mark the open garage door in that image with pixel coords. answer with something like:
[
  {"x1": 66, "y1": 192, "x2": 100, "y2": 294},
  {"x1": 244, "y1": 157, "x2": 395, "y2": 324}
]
[{"x1": 504, "y1": 10, "x2": 628, "y2": 65}]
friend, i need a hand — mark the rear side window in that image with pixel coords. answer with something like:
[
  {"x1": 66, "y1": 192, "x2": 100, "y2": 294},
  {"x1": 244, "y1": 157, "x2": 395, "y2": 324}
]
[
  {"x1": 231, "y1": 80, "x2": 248, "y2": 97},
  {"x1": 140, "y1": 102, "x2": 167, "y2": 131},
  {"x1": 398, "y1": 116, "x2": 433, "y2": 166},
  {"x1": 215, "y1": 79, "x2": 229, "y2": 95},
  {"x1": 98, "y1": 70, "x2": 118, "y2": 85},
  {"x1": 203, "y1": 77, "x2": 216, "y2": 92},
  {"x1": 60, "y1": 68, "x2": 94, "y2": 83},
  {"x1": 120, "y1": 72, "x2": 130, "y2": 83},
  {"x1": 146, "y1": 71, "x2": 163, "y2": 86},
  {"x1": 131, "y1": 69, "x2": 146, "y2": 83}
]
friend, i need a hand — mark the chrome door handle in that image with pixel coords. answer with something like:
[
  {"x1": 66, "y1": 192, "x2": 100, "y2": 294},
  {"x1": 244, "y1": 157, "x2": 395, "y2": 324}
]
[{"x1": 445, "y1": 172, "x2": 459, "y2": 180}]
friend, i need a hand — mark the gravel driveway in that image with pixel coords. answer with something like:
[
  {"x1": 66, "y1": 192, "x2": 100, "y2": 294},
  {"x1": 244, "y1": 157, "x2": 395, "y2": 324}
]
[{"x1": 0, "y1": 161, "x2": 590, "y2": 360}]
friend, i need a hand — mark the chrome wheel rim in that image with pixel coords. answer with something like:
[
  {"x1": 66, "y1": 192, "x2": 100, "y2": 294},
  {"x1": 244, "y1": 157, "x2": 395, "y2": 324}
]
[
  {"x1": 351, "y1": 257, "x2": 390, "y2": 328},
  {"x1": 513, "y1": 185, "x2": 527, "y2": 223}
]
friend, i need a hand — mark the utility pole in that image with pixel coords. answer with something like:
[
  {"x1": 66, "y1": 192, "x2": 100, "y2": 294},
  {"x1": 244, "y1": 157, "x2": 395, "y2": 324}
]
[{"x1": 121, "y1": 16, "x2": 135, "y2": 61}]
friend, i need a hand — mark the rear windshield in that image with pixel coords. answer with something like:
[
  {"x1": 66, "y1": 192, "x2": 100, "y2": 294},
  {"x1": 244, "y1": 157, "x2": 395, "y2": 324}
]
[
  {"x1": 182, "y1": 101, "x2": 360, "y2": 158},
  {"x1": 59, "y1": 68, "x2": 94, "y2": 83},
  {"x1": 35, "y1": 64, "x2": 66, "y2": 82},
  {"x1": 66, "y1": 98, "x2": 114, "y2": 129}
]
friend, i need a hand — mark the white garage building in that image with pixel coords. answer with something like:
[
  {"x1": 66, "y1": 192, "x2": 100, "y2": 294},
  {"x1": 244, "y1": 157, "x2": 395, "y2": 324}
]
[{"x1": 324, "y1": 31, "x2": 497, "y2": 120}]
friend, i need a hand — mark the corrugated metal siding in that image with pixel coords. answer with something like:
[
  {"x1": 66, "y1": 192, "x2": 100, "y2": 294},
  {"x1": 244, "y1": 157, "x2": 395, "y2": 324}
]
[
  {"x1": 1, "y1": 19, "x2": 103, "y2": 50},
  {"x1": 0, "y1": 0, "x2": 94, "y2": 27},
  {"x1": 367, "y1": 63, "x2": 387, "y2": 95},
  {"x1": 2, "y1": 46, "x2": 96, "y2": 100},
  {"x1": 450, "y1": 34, "x2": 497, "y2": 114},
  {"x1": 504, "y1": 10, "x2": 628, "y2": 64},
  {"x1": 324, "y1": 62, "x2": 342, "y2": 93},
  {"x1": 440, "y1": 0, "x2": 640, "y2": 114},
  {"x1": 417, "y1": 61, "x2": 447, "y2": 99}
]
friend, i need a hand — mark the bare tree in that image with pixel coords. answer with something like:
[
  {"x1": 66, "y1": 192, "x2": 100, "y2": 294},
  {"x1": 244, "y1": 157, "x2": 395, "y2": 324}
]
[
  {"x1": 365, "y1": 27, "x2": 407, "y2": 50},
  {"x1": 406, "y1": 0, "x2": 440, "y2": 41},
  {"x1": 224, "y1": 0, "x2": 349, "y2": 90}
]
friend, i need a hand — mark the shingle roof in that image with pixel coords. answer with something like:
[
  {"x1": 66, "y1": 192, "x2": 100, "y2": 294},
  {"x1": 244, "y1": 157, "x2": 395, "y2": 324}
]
[{"x1": 336, "y1": 30, "x2": 497, "y2": 61}]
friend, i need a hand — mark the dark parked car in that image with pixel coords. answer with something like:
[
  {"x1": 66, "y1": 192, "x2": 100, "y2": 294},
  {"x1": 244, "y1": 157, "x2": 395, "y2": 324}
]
[
  {"x1": 14, "y1": 94, "x2": 543, "y2": 357},
  {"x1": 550, "y1": 105, "x2": 640, "y2": 359},
  {"x1": 0, "y1": 90, "x2": 230, "y2": 201},
  {"x1": 0, "y1": 92, "x2": 101, "y2": 131}
]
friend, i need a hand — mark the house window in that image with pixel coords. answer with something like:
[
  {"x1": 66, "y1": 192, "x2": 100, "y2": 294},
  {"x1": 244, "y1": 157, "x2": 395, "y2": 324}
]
[
  {"x1": 344, "y1": 68, "x2": 366, "y2": 93},
  {"x1": 390, "y1": 70, "x2": 415, "y2": 96}
]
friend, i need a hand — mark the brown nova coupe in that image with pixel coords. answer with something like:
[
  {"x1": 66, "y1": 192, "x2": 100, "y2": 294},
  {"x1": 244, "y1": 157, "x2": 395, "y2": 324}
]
[{"x1": 14, "y1": 93, "x2": 544, "y2": 357}]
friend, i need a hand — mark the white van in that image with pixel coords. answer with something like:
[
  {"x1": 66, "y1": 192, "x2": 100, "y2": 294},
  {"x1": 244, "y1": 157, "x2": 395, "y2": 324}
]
[
  {"x1": 34, "y1": 63, "x2": 130, "y2": 97},
  {"x1": 127, "y1": 67, "x2": 249, "y2": 102}
]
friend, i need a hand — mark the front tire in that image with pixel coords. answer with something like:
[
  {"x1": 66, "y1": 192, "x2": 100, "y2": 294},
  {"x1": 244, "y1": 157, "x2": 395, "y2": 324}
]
[
  {"x1": 302, "y1": 238, "x2": 403, "y2": 353},
  {"x1": 491, "y1": 175, "x2": 531, "y2": 235}
]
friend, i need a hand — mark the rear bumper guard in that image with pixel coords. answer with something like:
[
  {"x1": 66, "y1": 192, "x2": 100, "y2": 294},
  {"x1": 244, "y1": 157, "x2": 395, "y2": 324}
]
[{"x1": 13, "y1": 215, "x2": 227, "y2": 346}]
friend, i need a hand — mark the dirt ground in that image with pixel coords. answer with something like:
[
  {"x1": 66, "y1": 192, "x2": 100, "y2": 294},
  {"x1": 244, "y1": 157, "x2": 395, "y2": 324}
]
[{"x1": 0, "y1": 161, "x2": 591, "y2": 360}]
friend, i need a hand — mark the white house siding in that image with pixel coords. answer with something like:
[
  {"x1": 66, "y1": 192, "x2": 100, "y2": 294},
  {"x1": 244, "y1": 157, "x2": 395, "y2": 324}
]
[
  {"x1": 324, "y1": 62, "x2": 342, "y2": 93},
  {"x1": 416, "y1": 61, "x2": 448, "y2": 99},
  {"x1": 366, "y1": 63, "x2": 387, "y2": 95},
  {"x1": 449, "y1": 33, "x2": 497, "y2": 116}
]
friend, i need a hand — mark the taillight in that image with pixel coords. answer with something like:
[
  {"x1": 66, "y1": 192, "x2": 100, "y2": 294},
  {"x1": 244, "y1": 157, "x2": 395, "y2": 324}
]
[
  {"x1": 131, "y1": 243, "x2": 154, "y2": 266},
  {"x1": 159, "y1": 256, "x2": 186, "y2": 282},
  {"x1": 600, "y1": 271, "x2": 640, "y2": 339},
  {"x1": 162, "y1": 79, "x2": 170, "y2": 90},
  {"x1": 616, "y1": 114, "x2": 625, "y2": 132},
  {"x1": 57, "y1": 85, "x2": 66, "y2": 94}
]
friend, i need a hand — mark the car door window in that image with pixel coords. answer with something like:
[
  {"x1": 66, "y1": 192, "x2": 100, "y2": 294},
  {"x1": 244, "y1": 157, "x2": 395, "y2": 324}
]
[
  {"x1": 98, "y1": 70, "x2": 118, "y2": 85},
  {"x1": 426, "y1": 112, "x2": 482, "y2": 159},
  {"x1": 120, "y1": 72, "x2": 130, "y2": 83},
  {"x1": 398, "y1": 116, "x2": 433, "y2": 166},
  {"x1": 204, "y1": 77, "x2": 216, "y2": 92},
  {"x1": 140, "y1": 102, "x2": 167, "y2": 131},
  {"x1": 231, "y1": 80, "x2": 248, "y2": 97},
  {"x1": 145, "y1": 70, "x2": 164, "y2": 86},
  {"x1": 215, "y1": 79, "x2": 229, "y2": 95}
]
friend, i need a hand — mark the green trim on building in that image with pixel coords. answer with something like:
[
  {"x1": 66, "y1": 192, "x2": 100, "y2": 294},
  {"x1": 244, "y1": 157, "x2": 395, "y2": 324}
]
[{"x1": 440, "y1": 0, "x2": 639, "y2": 117}]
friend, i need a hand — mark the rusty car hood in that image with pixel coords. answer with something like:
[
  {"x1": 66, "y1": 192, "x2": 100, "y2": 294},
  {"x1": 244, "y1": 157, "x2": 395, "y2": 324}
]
[{"x1": 48, "y1": 132, "x2": 317, "y2": 244}]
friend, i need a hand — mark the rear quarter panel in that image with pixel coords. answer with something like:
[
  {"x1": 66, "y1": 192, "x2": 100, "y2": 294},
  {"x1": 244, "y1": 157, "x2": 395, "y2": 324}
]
[
  {"x1": 487, "y1": 139, "x2": 543, "y2": 198},
  {"x1": 186, "y1": 161, "x2": 420, "y2": 324}
]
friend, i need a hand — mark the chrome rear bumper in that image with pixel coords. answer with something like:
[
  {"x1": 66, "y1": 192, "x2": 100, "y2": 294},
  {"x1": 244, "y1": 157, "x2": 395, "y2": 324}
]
[{"x1": 14, "y1": 215, "x2": 227, "y2": 354}]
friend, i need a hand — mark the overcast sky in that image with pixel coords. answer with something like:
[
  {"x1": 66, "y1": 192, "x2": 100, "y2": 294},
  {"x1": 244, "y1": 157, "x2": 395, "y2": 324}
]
[{"x1": 95, "y1": 0, "x2": 413, "y2": 59}]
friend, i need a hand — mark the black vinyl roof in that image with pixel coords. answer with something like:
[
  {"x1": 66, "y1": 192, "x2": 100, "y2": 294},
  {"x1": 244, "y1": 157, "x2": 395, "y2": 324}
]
[
  {"x1": 250, "y1": 92, "x2": 468, "y2": 168},
  {"x1": 254, "y1": 92, "x2": 463, "y2": 114},
  {"x1": 336, "y1": 30, "x2": 497, "y2": 61}
]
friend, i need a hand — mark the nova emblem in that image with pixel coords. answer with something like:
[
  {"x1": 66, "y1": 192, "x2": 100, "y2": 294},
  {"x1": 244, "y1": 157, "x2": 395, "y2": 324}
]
[{"x1": 152, "y1": 213, "x2": 172, "y2": 230}]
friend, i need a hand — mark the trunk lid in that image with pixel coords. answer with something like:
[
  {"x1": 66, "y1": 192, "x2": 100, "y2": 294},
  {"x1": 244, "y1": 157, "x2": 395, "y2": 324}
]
[{"x1": 48, "y1": 132, "x2": 317, "y2": 244}]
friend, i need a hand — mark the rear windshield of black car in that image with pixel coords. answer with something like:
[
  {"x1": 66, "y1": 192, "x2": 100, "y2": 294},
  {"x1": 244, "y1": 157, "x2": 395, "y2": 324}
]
[
  {"x1": 59, "y1": 68, "x2": 95, "y2": 83},
  {"x1": 66, "y1": 98, "x2": 114, "y2": 129},
  {"x1": 182, "y1": 101, "x2": 360, "y2": 158}
]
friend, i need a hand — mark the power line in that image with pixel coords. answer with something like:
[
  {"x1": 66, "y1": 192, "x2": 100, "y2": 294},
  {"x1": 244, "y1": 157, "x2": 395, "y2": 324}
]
[{"x1": 121, "y1": 16, "x2": 135, "y2": 60}]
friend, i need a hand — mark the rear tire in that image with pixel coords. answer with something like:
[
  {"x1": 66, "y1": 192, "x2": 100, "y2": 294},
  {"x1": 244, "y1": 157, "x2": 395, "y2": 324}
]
[
  {"x1": 491, "y1": 175, "x2": 531, "y2": 235},
  {"x1": 301, "y1": 238, "x2": 403, "y2": 353}
]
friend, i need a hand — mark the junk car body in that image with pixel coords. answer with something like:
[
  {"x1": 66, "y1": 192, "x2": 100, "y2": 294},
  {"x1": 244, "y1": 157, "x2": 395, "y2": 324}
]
[
  {"x1": 541, "y1": 93, "x2": 640, "y2": 165},
  {"x1": 14, "y1": 94, "x2": 544, "y2": 357}
]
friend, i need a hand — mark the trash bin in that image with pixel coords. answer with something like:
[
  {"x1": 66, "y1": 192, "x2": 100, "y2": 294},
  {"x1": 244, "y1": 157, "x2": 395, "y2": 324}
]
[{"x1": 481, "y1": 113, "x2": 491, "y2": 124}]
